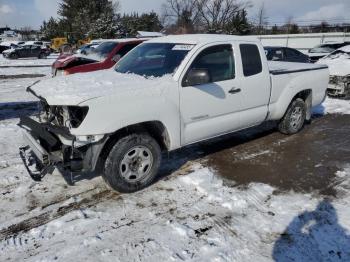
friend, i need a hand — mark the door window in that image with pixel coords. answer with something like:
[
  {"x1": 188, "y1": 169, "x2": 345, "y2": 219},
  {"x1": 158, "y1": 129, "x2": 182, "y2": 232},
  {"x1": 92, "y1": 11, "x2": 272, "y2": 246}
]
[
  {"x1": 240, "y1": 44, "x2": 262, "y2": 77},
  {"x1": 187, "y1": 44, "x2": 235, "y2": 83},
  {"x1": 117, "y1": 43, "x2": 139, "y2": 57},
  {"x1": 285, "y1": 48, "x2": 300, "y2": 58}
]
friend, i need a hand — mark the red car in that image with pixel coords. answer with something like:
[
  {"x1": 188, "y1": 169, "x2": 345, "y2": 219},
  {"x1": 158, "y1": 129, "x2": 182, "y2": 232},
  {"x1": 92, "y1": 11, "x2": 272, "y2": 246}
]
[{"x1": 52, "y1": 39, "x2": 145, "y2": 77}]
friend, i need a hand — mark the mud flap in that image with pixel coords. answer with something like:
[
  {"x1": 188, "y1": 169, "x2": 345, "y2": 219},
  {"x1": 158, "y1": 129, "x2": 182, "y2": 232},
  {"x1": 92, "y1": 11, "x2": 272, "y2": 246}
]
[{"x1": 19, "y1": 146, "x2": 55, "y2": 181}]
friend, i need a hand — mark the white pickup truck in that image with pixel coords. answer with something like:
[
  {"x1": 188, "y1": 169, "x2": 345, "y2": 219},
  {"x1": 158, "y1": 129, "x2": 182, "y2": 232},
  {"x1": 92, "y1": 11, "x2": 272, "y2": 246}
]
[{"x1": 19, "y1": 34, "x2": 329, "y2": 193}]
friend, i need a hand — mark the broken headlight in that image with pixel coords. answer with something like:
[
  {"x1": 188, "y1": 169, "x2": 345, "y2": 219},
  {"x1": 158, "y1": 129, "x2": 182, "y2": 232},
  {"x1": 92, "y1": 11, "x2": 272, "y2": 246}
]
[
  {"x1": 330, "y1": 75, "x2": 350, "y2": 84},
  {"x1": 66, "y1": 106, "x2": 89, "y2": 128},
  {"x1": 47, "y1": 106, "x2": 89, "y2": 128}
]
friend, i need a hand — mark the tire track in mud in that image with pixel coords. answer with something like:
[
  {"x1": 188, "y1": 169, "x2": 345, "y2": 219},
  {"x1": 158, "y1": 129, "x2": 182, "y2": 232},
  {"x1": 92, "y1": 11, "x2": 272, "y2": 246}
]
[
  {"x1": 0, "y1": 158, "x2": 199, "y2": 242},
  {"x1": 0, "y1": 189, "x2": 120, "y2": 241}
]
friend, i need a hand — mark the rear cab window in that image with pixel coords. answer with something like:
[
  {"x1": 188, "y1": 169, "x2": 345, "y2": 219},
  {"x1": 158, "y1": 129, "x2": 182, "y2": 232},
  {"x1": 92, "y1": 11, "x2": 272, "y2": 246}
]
[{"x1": 240, "y1": 44, "x2": 262, "y2": 77}]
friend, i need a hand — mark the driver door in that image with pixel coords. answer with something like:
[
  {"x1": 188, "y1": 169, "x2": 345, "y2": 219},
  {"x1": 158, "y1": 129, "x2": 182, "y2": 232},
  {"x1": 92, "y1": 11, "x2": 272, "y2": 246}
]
[
  {"x1": 18, "y1": 46, "x2": 30, "y2": 57},
  {"x1": 180, "y1": 43, "x2": 244, "y2": 145}
]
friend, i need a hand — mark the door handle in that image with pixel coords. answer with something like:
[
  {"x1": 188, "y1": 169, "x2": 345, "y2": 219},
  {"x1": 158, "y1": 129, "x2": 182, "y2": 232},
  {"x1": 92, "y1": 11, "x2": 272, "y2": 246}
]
[{"x1": 228, "y1": 87, "x2": 241, "y2": 94}]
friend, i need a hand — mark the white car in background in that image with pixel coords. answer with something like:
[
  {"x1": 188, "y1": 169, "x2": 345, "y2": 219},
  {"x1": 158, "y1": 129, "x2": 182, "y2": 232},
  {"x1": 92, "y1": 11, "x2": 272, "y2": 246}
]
[
  {"x1": 317, "y1": 45, "x2": 350, "y2": 97},
  {"x1": 308, "y1": 42, "x2": 350, "y2": 63}
]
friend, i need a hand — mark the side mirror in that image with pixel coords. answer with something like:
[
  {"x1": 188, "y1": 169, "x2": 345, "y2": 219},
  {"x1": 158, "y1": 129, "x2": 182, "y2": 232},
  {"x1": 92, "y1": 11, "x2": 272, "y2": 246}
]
[
  {"x1": 112, "y1": 54, "x2": 121, "y2": 63},
  {"x1": 183, "y1": 68, "x2": 210, "y2": 87}
]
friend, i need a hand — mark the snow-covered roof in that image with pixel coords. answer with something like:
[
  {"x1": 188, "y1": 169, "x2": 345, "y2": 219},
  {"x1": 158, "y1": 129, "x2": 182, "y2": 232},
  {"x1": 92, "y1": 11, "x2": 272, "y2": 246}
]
[
  {"x1": 90, "y1": 38, "x2": 143, "y2": 44},
  {"x1": 339, "y1": 45, "x2": 350, "y2": 52},
  {"x1": 147, "y1": 34, "x2": 259, "y2": 45},
  {"x1": 137, "y1": 31, "x2": 164, "y2": 38}
]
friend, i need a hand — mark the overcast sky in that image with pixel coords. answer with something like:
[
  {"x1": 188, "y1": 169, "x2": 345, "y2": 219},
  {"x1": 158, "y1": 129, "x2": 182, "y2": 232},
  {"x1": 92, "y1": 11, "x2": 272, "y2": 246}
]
[{"x1": 0, "y1": 0, "x2": 349, "y2": 29}]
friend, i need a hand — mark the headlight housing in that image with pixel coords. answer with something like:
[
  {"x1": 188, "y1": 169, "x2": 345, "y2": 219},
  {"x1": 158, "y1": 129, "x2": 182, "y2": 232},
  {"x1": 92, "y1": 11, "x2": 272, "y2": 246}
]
[
  {"x1": 46, "y1": 106, "x2": 89, "y2": 128},
  {"x1": 330, "y1": 75, "x2": 350, "y2": 84}
]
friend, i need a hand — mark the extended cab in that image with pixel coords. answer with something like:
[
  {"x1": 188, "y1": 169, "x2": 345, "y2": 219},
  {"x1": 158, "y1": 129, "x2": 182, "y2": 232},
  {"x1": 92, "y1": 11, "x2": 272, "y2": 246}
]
[
  {"x1": 51, "y1": 39, "x2": 145, "y2": 77},
  {"x1": 19, "y1": 34, "x2": 329, "y2": 193}
]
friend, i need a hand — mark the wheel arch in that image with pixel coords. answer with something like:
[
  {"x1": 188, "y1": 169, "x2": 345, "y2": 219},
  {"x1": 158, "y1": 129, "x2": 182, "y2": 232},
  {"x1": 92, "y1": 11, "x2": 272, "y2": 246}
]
[
  {"x1": 96, "y1": 121, "x2": 171, "y2": 171},
  {"x1": 290, "y1": 89, "x2": 312, "y2": 120}
]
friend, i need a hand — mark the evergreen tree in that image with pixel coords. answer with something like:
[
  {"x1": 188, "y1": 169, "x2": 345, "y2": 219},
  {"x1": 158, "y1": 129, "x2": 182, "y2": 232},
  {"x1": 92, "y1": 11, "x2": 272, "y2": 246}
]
[
  {"x1": 271, "y1": 24, "x2": 279, "y2": 34},
  {"x1": 289, "y1": 24, "x2": 299, "y2": 34},
  {"x1": 225, "y1": 10, "x2": 251, "y2": 35},
  {"x1": 57, "y1": 0, "x2": 120, "y2": 40},
  {"x1": 40, "y1": 17, "x2": 61, "y2": 40},
  {"x1": 120, "y1": 12, "x2": 163, "y2": 37}
]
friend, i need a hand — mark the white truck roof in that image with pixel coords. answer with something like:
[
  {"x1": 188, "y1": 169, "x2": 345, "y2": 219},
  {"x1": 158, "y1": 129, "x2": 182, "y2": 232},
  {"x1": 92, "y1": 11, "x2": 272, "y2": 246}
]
[
  {"x1": 147, "y1": 34, "x2": 259, "y2": 45},
  {"x1": 90, "y1": 38, "x2": 143, "y2": 44}
]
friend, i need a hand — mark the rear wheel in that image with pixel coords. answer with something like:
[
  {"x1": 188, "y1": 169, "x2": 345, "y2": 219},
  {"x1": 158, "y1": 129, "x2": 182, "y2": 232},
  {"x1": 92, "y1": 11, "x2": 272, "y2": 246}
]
[
  {"x1": 102, "y1": 133, "x2": 161, "y2": 193},
  {"x1": 278, "y1": 98, "x2": 306, "y2": 135},
  {"x1": 10, "y1": 53, "x2": 18, "y2": 59},
  {"x1": 38, "y1": 53, "x2": 46, "y2": 59}
]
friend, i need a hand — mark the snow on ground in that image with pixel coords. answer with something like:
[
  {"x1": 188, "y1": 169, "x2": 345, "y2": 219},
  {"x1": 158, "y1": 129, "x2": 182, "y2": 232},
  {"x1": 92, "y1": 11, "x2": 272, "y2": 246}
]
[
  {"x1": 0, "y1": 66, "x2": 51, "y2": 76},
  {"x1": 0, "y1": 64, "x2": 350, "y2": 261},
  {"x1": 0, "y1": 64, "x2": 51, "y2": 104},
  {"x1": 313, "y1": 97, "x2": 350, "y2": 115},
  {"x1": 0, "y1": 54, "x2": 57, "y2": 67}
]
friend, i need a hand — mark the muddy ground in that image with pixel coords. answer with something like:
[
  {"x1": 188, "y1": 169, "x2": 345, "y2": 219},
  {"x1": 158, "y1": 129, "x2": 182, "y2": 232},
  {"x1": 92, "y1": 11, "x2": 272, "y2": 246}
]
[{"x1": 161, "y1": 114, "x2": 350, "y2": 196}]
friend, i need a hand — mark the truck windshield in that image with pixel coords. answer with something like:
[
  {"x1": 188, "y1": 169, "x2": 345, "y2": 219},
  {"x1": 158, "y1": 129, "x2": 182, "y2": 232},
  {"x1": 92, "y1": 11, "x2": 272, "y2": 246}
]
[
  {"x1": 309, "y1": 45, "x2": 335, "y2": 54},
  {"x1": 91, "y1": 41, "x2": 118, "y2": 59},
  {"x1": 115, "y1": 43, "x2": 193, "y2": 77},
  {"x1": 325, "y1": 50, "x2": 350, "y2": 59}
]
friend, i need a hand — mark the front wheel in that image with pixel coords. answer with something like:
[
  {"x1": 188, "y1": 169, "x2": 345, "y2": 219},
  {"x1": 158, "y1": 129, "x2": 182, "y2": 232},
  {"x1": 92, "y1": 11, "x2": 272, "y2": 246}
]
[
  {"x1": 102, "y1": 133, "x2": 161, "y2": 193},
  {"x1": 278, "y1": 98, "x2": 306, "y2": 135}
]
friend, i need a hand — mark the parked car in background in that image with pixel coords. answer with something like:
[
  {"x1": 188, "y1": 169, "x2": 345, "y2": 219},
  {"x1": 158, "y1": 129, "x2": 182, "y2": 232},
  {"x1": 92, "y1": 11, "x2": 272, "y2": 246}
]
[
  {"x1": 20, "y1": 34, "x2": 329, "y2": 192},
  {"x1": 317, "y1": 45, "x2": 350, "y2": 97},
  {"x1": 0, "y1": 42, "x2": 18, "y2": 54},
  {"x1": 308, "y1": 42, "x2": 350, "y2": 62},
  {"x1": 0, "y1": 45, "x2": 10, "y2": 54},
  {"x1": 76, "y1": 43, "x2": 100, "y2": 55},
  {"x1": 52, "y1": 38, "x2": 146, "y2": 76},
  {"x1": 2, "y1": 44, "x2": 50, "y2": 59},
  {"x1": 24, "y1": 41, "x2": 44, "y2": 46},
  {"x1": 264, "y1": 46, "x2": 310, "y2": 63}
]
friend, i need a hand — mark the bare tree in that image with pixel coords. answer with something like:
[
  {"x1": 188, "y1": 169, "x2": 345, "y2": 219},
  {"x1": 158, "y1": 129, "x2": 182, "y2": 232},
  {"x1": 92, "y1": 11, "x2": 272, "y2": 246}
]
[
  {"x1": 162, "y1": 0, "x2": 202, "y2": 32},
  {"x1": 255, "y1": 3, "x2": 268, "y2": 34},
  {"x1": 20, "y1": 26, "x2": 34, "y2": 41},
  {"x1": 112, "y1": 0, "x2": 121, "y2": 13},
  {"x1": 197, "y1": 0, "x2": 248, "y2": 33},
  {"x1": 283, "y1": 16, "x2": 293, "y2": 34}
]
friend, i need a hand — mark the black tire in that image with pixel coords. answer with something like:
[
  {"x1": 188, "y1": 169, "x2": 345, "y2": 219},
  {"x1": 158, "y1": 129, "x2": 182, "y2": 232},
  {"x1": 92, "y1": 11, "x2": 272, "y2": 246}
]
[
  {"x1": 38, "y1": 53, "x2": 46, "y2": 59},
  {"x1": 10, "y1": 53, "x2": 18, "y2": 59},
  {"x1": 278, "y1": 98, "x2": 306, "y2": 135},
  {"x1": 102, "y1": 133, "x2": 161, "y2": 193}
]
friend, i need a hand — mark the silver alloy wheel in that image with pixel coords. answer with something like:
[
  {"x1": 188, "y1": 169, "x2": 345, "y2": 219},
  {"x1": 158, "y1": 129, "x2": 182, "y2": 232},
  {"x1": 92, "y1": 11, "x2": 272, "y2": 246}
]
[
  {"x1": 119, "y1": 146, "x2": 154, "y2": 183},
  {"x1": 290, "y1": 106, "x2": 303, "y2": 129}
]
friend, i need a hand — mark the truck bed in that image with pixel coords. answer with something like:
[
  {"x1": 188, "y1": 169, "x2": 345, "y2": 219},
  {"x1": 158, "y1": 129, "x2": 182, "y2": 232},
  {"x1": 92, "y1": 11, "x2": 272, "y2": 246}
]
[
  {"x1": 267, "y1": 61, "x2": 329, "y2": 121},
  {"x1": 268, "y1": 61, "x2": 328, "y2": 75}
]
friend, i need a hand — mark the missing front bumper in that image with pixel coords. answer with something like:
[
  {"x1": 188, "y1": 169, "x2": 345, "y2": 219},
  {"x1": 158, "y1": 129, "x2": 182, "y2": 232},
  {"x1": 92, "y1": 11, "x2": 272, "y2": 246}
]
[
  {"x1": 19, "y1": 145, "x2": 55, "y2": 181},
  {"x1": 18, "y1": 116, "x2": 107, "y2": 182}
]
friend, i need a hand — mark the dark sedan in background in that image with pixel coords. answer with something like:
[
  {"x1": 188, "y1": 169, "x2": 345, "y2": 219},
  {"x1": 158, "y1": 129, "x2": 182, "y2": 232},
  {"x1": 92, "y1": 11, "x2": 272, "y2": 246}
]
[
  {"x1": 2, "y1": 45, "x2": 50, "y2": 59},
  {"x1": 264, "y1": 46, "x2": 310, "y2": 63}
]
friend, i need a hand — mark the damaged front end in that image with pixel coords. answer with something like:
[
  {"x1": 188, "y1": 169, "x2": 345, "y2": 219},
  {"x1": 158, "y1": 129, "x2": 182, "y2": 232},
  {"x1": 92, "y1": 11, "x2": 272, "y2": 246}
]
[
  {"x1": 18, "y1": 90, "x2": 106, "y2": 181},
  {"x1": 328, "y1": 75, "x2": 350, "y2": 97}
]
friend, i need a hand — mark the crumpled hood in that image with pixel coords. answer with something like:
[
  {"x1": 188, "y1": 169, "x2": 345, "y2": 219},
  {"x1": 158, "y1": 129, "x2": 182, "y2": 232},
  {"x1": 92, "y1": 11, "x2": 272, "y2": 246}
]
[
  {"x1": 30, "y1": 69, "x2": 171, "y2": 106},
  {"x1": 2, "y1": 48, "x2": 14, "y2": 54},
  {"x1": 317, "y1": 57, "x2": 350, "y2": 77},
  {"x1": 52, "y1": 54, "x2": 98, "y2": 69}
]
